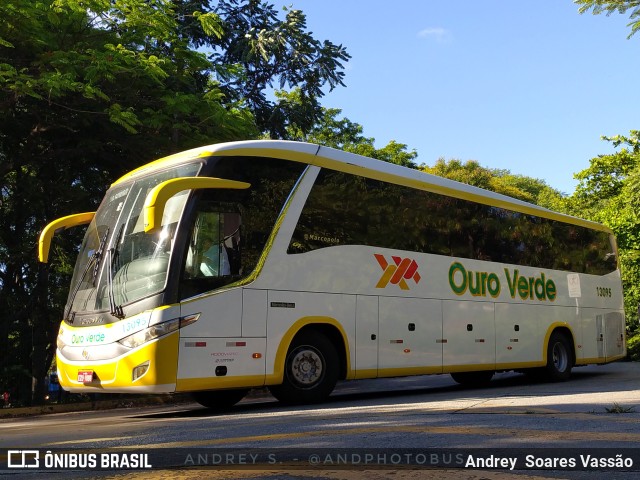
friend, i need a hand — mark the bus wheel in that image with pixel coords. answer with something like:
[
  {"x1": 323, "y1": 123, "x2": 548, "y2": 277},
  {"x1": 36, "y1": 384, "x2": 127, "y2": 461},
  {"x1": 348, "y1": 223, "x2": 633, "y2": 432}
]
[
  {"x1": 544, "y1": 331, "x2": 574, "y2": 381},
  {"x1": 268, "y1": 330, "x2": 339, "y2": 405},
  {"x1": 191, "y1": 389, "x2": 249, "y2": 410},
  {"x1": 450, "y1": 370, "x2": 494, "y2": 387}
]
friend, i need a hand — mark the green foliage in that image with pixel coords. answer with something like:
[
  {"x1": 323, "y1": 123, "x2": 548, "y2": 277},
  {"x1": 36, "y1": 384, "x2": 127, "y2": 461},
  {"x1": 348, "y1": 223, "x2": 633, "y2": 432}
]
[
  {"x1": 209, "y1": 1, "x2": 350, "y2": 138},
  {"x1": 627, "y1": 331, "x2": 640, "y2": 361},
  {"x1": 284, "y1": 103, "x2": 418, "y2": 168},
  {"x1": 567, "y1": 131, "x2": 640, "y2": 333},
  {"x1": 0, "y1": 0, "x2": 347, "y2": 404},
  {"x1": 422, "y1": 158, "x2": 564, "y2": 207},
  {"x1": 193, "y1": 11, "x2": 224, "y2": 38},
  {"x1": 572, "y1": 132, "x2": 640, "y2": 210},
  {"x1": 425, "y1": 159, "x2": 493, "y2": 190},
  {"x1": 365, "y1": 141, "x2": 419, "y2": 169},
  {"x1": 605, "y1": 402, "x2": 636, "y2": 413},
  {"x1": 575, "y1": 0, "x2": 640, "y2": 38}
]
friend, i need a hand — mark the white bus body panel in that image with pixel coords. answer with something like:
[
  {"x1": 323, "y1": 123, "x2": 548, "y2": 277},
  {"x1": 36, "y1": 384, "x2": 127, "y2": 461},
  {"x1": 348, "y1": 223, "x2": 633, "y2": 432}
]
[
  {"x1": 355, "y1": 295, "x2": 378, "y2": 374},
  {"x1": 442, "y1": 300, "x2": 495, "y2": 370},
  {"x1": 176, "y1": 336, "x2": 266, "y2": 384},
  {"x1": 495, "y1": 303, "x2": 544, "y2": 365},
  {"x1": 266, "y1": 290, "x2": 356, "y2": 374},
  {"x1": 378, "y1": 297, "x2": 442, "y2": 371},
  {"x1": 242, "y1": 288, "x2": 267, "y2": 337},
  {"x1": 602, "y1": 311, "x2": 625, "y2": 359},
  {"x1": 581, "y1": 308, "x2": 626, "y2": 361},
  {"x1": 249, "y1": 234, "x2": 624, "y2": 374}
]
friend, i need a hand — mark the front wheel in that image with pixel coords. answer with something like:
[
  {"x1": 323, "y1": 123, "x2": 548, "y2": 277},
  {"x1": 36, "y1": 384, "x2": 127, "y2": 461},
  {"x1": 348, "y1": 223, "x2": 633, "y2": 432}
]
[
  {"x1": 543, "y1": 331, "x2": 574, "y2": 382},
  {"x1": 192, "y1": 388, "x2": 249, "y2": 410},
  {"x1": 268, "y1": 330, "x2": 339, "y2": 405}
]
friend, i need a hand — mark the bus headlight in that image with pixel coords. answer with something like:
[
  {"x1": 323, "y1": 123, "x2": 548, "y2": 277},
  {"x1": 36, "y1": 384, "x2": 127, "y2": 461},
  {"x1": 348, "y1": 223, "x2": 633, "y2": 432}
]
[
  {"x1": 118, "y1": 314, "x2": 200, "y2": 349},
  {"x1": 119, "y1": 318, "x2": 180, "y2": 349}
]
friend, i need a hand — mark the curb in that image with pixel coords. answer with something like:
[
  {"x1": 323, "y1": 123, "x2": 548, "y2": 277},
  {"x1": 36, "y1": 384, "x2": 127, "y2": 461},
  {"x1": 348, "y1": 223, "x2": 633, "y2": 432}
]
[
  {"x1": 0, "y1": 388, "x2": 273, "y2": 419},
  {"x1": 0, "y1": 394, "x2": 192, "y2": 419}
]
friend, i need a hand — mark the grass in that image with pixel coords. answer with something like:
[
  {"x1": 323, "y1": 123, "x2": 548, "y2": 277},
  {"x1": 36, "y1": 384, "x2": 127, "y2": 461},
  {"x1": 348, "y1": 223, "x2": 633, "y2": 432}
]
[{"x1": 605, "y1": 403, "x2": 636, "y2": 414}]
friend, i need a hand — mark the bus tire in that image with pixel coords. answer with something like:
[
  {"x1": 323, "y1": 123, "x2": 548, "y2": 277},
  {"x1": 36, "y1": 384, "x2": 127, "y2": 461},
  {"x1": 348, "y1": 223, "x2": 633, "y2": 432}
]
[
  {"x1": 192, "y1": 388, "x2": 249, "y2": 410},
  {"x1": 544, "y1": 331, "x2": 574, "y2": 382},
  {"x1": 450, "y1": 370, "x2": 494, "y2": 387},
  {"x1": 268, "y1": 330, "x2": 339, "y2": 405}
]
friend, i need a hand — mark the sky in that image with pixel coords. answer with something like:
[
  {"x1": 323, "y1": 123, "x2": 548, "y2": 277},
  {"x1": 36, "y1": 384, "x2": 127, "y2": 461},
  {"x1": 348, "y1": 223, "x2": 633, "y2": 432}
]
[{"x1": 273, "y1": 0, "x2": 640, "y2": 195}]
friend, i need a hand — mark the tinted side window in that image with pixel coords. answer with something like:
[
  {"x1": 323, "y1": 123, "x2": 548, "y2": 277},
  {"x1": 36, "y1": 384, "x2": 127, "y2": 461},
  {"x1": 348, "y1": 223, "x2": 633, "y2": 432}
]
[
  {"x1": 180, "y1": 157, "x2": 305, "y2": 298},
  {"x1": 288, "y1": 169, "x2": 616, "y2": 275}
]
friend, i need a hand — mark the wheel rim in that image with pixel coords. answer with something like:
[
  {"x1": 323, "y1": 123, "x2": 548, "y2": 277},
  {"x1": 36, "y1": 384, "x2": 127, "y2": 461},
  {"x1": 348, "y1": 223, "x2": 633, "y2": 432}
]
[
  {"x1": 288, "y1": 346, "x2": 324, "y2": 388},
  {"x1": 552, "y1": 342, "x2": 568, "y2": 372}
]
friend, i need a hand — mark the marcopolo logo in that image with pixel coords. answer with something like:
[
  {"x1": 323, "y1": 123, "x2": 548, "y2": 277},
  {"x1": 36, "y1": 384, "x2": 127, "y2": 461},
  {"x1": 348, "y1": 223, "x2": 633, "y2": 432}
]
[{"x1": 374, "y1": 254, "x2": 421, "y2": 290}]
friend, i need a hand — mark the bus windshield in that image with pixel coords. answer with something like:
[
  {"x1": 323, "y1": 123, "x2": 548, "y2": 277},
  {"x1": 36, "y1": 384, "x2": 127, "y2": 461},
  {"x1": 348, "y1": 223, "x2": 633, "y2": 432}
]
[
  {"x1": 65, "y1": 163, "x2": 201, "y2": 319},
  {"x1": 65, "y1": 155, "x2": 307, "y2": 320}
]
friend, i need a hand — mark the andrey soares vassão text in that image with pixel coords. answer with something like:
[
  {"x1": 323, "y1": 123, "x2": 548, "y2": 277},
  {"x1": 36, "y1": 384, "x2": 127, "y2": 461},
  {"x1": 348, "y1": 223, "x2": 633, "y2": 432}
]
[{"x1": 465, "y1": 454, "x2": 634, "y2": 470}]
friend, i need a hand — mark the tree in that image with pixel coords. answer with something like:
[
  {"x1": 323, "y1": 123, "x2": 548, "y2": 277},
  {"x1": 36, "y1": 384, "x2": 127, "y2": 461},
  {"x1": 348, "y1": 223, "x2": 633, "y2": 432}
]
[
  {"x1": 423, "y1": 158, "x2": 564, "y2": 208},
  {"x1": 567, "y1": 131, "x2": 640, "y2": 348},
  {"x1": 285, "y1": 103, "x2": 418, "y2": 167},
  {"x1": 207, "y1": 0, "x2": 350, "y2": 138},
  {"x1": 570, "y1": 132, "x2": 640, "y2": 215},
  {"x1": 287, "y1": 102, "x2": 562, "y2": 204},
  {"x1": 0, "y1": 0, "x2": 348, "y2": 404},
  {"x1": 575, "y1": 2, "x2": 640, "y2": 358},
  {"x1": 0, "y1": 0, "x2": 259, "y2": 405},
  {"x1": 424, "y1": 159, "x2": 494, "y2": 190},
  {"x1": 576, "y1": 0, "x2": 640, "y2": 38}
]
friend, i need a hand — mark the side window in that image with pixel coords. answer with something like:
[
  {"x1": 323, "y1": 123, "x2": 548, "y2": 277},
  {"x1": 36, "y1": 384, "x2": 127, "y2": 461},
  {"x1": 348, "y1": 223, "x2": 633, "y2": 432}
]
[
  {"x1": 288, "y1": 168, "x2": 617, "y2": 275},
  {"x1": 182, "y1": 204, "x2": 242, "y2": 296},
  {"x1": 288, "y1": 170, "x2": 413, "y2": 253},
  {"x1": 184, "y1": 210, "x2": 241, "y2": 279},
  {"x1": 288, "y1": 170, "x2": 366, "y2": 253},
  {"x1": 178, "y1": 156, "x2": 306, "y2": 299}
]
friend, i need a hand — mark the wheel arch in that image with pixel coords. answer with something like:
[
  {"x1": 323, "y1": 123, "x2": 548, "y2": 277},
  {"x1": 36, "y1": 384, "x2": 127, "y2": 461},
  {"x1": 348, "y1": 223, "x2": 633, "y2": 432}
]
[
  {"x1": 266, "y1": 316, "x2": 352, "y2": 385},
  {"x1": 542, "y1": 322, "x2": 576, "y2": 365}
]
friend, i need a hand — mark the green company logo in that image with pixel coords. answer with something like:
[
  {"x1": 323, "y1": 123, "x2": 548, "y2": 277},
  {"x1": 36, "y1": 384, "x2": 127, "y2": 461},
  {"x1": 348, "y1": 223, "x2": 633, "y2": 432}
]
[{"x1": 448, "y1": 262, "x2": 556, "y2": 301}]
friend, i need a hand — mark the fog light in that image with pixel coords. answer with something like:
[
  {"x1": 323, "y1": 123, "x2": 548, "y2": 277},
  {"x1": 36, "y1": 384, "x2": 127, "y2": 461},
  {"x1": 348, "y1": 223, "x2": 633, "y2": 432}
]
[{"x1": 132, "y1": 361, "x2": 150, "y2": 381}]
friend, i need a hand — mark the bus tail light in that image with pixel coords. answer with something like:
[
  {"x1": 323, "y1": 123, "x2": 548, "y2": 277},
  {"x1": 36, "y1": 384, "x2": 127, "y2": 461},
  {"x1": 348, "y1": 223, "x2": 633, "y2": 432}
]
[{"x1": 119, "y1": 313, "x2": 200, "y2": 349}]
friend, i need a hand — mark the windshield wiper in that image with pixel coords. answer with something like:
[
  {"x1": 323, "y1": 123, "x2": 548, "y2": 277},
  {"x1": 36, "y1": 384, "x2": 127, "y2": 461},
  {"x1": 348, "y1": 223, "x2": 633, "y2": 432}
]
[
  {"x1": 92, "y1": 228, "x2": 110, "y2": 287},
  {"x1": 64, "y1": 227, "x2": 110, "y2": 322},
  {"x1": 107, "y1": 223, "x2": 125, "y2": 319}
]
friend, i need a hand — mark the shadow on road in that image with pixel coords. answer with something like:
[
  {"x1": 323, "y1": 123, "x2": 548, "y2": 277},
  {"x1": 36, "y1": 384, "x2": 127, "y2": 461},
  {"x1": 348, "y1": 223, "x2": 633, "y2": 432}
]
[{"x1": 130, "y1": 364, "x2": 625, "y2": 420}]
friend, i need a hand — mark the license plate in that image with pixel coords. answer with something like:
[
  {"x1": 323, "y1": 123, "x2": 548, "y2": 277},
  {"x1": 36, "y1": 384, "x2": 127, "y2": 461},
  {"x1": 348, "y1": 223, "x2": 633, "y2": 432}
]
[{"x1": 77, "y1": 370, "x2": 93, "y2": 383}]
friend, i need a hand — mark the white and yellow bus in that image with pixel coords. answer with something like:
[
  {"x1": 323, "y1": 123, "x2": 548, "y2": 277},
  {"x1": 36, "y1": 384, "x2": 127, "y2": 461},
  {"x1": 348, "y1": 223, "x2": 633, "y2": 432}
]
[{"x1": 39, "y1": 140, "x2": 626, "y2": 408}]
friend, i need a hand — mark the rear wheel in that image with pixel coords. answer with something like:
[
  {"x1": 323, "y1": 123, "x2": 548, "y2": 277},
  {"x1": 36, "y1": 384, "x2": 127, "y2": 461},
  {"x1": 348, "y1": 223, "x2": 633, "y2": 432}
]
[
  {"x1": 191, "y1": 388, "x2": 249, "y2": 410},
  {"x1": 544, "y1": 331, "x2": 574, "y2": 381},
  {"x1": 450, "y1": 370, "x2": 494, "y2": 387},
  {"x1": 268, "y1": 330, "x2": 339, "y2": 405}
]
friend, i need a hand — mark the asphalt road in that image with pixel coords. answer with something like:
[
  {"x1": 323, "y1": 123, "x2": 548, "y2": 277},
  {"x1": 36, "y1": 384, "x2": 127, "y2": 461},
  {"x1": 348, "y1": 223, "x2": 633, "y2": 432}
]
[{"x1": 1, "y1": 361, "x2": 639, "y2": 479}]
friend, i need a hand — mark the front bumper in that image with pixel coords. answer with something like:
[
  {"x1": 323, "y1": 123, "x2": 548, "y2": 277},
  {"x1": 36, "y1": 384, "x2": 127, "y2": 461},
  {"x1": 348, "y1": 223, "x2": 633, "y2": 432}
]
[{"x1": 56, "y1": 331, "x2": 179, "y2": 393}]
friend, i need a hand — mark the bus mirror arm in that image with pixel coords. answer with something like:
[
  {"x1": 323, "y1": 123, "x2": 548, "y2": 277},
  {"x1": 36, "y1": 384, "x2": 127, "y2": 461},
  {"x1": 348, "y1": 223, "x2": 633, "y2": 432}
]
[
  {"x1": 38, "y1": 212, "x2": 96, "y2": 263},
  {"x1": 143, "y1": 177, "x2": 250, "y2": 233}
]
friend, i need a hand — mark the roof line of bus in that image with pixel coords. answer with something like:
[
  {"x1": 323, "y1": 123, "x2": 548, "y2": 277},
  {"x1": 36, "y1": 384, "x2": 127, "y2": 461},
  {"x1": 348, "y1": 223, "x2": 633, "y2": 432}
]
[{"x1": 112, "y1": 140, "x2": 611, "y2": 234}]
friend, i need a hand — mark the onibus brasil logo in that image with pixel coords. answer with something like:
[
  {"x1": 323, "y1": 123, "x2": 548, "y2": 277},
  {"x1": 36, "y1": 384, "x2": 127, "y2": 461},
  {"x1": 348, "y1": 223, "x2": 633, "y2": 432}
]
[{"x1": 374, "y1": 254, "x2": 421, "y2": 290}]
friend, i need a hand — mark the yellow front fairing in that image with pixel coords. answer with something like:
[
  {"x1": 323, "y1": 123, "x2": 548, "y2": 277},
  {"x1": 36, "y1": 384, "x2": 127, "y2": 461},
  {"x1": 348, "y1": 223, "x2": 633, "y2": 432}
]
[{"x1": 56, "y1": 331, "x2": 179, "y2": 394}]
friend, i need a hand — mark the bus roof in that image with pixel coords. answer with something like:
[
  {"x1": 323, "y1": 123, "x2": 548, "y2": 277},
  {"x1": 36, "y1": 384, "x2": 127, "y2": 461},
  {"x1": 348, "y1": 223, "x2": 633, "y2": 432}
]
[{"x1": 113, "y1": 140, "x2": 610, "y2": 233}]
